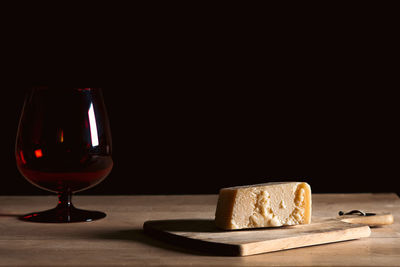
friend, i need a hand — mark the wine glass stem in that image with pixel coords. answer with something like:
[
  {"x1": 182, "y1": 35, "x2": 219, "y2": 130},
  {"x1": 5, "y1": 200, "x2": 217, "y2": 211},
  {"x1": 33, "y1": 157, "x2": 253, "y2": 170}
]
[
  {"x1": 57, "y1": 191, "x2": 74, "y2": 211},
  {"x1": 20, "y1": 190, "x2": 106, "y2": 223}
]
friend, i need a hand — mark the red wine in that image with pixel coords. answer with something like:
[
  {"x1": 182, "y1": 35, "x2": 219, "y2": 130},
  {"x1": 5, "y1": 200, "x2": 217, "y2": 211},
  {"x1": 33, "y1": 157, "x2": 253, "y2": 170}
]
[
  {"x1": 16, "y1": 155, "x2": 113, "y2": 193},
  {"x1": 16, "y1": 88, "x2": 113, "y2": 194}
]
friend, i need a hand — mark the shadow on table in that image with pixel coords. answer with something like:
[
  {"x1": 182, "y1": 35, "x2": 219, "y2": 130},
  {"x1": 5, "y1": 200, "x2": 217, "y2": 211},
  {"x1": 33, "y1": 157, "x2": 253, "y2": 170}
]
[
  {"x1": 95, "y1": 229, "x2": 215, "y2": 256},
  {"x1": 95, "y1": 219, "x2": 237, "y2": 256}
]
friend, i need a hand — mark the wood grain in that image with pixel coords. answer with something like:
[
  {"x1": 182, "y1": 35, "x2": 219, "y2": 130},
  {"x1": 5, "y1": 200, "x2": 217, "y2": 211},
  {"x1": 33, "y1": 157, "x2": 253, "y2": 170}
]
[{"x1": 0, "y1": 193, "x2": 399, "y2": 266}]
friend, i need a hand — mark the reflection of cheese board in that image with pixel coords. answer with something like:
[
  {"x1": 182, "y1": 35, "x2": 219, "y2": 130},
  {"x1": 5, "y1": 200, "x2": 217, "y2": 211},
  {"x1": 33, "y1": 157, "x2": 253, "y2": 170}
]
[{"x1": 143, "y1": 213, "x2": 393, "y2": 256}]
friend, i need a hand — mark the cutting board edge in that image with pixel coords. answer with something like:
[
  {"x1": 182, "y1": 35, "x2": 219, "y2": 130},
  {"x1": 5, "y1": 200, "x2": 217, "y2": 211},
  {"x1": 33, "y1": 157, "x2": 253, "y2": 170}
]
[{"x1": 239, "y1": 224, "x2": 371, "y2": 256}]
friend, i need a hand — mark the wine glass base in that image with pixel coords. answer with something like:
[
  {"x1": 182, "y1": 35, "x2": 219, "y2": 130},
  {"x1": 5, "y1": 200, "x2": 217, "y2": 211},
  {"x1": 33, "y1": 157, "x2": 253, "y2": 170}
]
[{"x1": 20, "y1": 206, "x2": 106, "y2": 223}]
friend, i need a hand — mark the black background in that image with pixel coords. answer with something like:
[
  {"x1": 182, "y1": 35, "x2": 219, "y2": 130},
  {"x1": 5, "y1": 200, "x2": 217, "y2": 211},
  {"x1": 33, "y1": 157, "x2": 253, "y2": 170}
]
[{"x1": 1, "y1": 8, "x2": 398, "y2": 196}]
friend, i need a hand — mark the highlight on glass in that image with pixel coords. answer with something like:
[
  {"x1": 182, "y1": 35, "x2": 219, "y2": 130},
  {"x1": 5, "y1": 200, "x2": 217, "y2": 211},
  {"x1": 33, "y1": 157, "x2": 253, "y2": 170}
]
[{"x1": 15, "y1": 87, "x2": 113, "y2": 223}]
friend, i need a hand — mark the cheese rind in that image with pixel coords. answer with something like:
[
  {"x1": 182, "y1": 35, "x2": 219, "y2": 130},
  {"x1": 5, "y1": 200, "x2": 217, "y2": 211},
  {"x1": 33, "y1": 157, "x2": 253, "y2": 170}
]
[{"x1": 215, "y1": 182, "x2": 312, "y2": 230}]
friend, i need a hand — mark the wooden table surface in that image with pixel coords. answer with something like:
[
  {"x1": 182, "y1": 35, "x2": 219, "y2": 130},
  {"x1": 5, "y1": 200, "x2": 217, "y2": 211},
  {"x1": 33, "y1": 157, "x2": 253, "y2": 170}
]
[{"x1": 0, "y1": 193, "x2": 399, "y2": 266}]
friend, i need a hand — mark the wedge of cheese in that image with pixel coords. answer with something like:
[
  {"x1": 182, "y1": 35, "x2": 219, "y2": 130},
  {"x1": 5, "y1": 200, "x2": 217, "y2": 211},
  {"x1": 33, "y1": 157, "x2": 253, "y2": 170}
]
[{"x1": 215, "y1": 182, "x2": 311, "y2": 230}]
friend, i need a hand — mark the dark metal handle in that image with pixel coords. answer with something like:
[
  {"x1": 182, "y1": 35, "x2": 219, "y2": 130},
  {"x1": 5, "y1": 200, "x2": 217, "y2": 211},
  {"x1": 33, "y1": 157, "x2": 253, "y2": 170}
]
[{"x1": 338, "y1": 210, "x2": 376, "y2": 216}]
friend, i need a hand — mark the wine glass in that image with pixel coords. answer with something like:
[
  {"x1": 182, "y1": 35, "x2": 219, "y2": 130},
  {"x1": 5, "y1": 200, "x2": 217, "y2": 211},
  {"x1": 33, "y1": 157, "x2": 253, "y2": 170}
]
[{"x1": 15, "y1": 87, "x2": 113, "y2": 223}]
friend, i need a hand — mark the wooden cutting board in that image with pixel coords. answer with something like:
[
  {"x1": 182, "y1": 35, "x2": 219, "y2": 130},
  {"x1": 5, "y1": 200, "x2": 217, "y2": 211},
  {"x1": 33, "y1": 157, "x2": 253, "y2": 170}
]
[{"x1": 143, "y1": 217, "x2": 373, "y2": 256}]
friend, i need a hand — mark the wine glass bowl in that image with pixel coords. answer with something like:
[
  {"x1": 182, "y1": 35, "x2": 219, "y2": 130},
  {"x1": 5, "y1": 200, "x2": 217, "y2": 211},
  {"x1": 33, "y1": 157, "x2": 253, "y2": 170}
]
[{"x1": 15, "y1": 87, "x2": 113, "y2": 222}]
